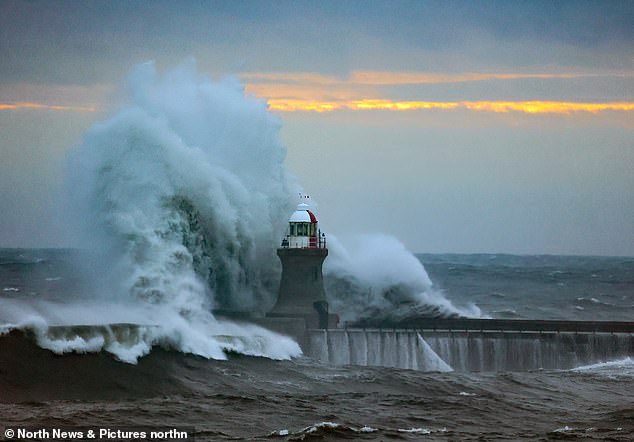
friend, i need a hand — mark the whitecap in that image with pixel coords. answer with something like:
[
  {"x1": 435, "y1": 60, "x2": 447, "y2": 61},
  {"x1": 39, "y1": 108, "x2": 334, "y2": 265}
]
[
  {"x1": 398, "y1": 428, "x2": 432, "y2": 434},
  {"x1": 553, "y1": 425, "x2": 575, "y2": 433},
  {"x1": 302, "y1": 422, "x2": 339, "y2": 433},
  {"x1": 357, "y1": 426, "x2": 377, "y2": 433},
  {"x1": 573, "y1": 357, "x2": 634, "y2": 372}
]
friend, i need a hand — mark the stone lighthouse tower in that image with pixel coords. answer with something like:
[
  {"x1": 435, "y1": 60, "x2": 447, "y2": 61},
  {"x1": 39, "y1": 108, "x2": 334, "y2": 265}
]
[{"x1": 268, "y1": 201, "x2": 330, "y2": 327}]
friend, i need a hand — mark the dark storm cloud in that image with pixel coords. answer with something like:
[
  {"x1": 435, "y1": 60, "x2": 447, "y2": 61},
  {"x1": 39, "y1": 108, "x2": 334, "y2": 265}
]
[
  {"x1": 334, "y1": 0, "x2": 634, "y2": 46},
  {"x1": 1, "y1": 0, "x2": 632, "y2": 85},
  {"x1": 0, "y1": 0, "x2": 241, "y2": 84}
]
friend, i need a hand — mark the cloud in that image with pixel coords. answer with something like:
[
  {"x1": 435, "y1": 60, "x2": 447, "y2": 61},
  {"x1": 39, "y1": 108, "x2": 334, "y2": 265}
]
[
  {"x1": 244, "y1": 70, "x2": 633, "y2": 87},
  {"x1": 264, "y1": 98, "x2": 634, "y2": 115},
  {"x1": 0, "y1": 83, "x2": 113, "y2": 113},
  {"x1": 242, "y1": 69, "x2": 634, "y2": 116},
  {"x1": 0, "y1": 102, "x2": 98, "y2": 112},
  {"x1": 2, "y1": 1, "x2": 632, "y2": 86},
  {"x1": 349, "y1": 71, "x2": 634, "y2": 85},
  {"x1": 4, "y1": 68, "x2": 633, "y2": 117}
]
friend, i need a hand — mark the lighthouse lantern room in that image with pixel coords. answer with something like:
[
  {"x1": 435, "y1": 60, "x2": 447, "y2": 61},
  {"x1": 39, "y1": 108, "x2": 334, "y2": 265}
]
[{"x1": 281, "y1": 202, "x2": 326, "y2": 249}]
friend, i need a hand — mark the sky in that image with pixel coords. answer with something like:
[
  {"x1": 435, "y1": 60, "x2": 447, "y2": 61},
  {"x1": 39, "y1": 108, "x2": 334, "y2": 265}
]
[{"x1": 0, "y1": 0, "x2": 633, "y2": 256}]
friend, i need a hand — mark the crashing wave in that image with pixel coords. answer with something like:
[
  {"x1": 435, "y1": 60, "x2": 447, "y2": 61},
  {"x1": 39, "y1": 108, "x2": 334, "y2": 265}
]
[
  {"x1": 325, "y1": 234, "x2": 481, "y2": 323},
  {"x1": 1, "y1": 59, "x2": 482, "y2": 363}
]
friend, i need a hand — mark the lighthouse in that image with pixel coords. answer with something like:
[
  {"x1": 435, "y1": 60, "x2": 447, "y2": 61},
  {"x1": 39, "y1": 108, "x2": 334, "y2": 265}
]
[{"x1": 268, "y1": 201, "x2": 330, "y2": 328}]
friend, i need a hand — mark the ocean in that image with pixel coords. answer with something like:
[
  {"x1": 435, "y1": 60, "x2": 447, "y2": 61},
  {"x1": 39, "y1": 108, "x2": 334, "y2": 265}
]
[
  {"x1": 419, "y1": 253, "x2": 634, "y2": 322},
  {"x1": 2, "y1": 249, "x2": 633, "y2": 441}
]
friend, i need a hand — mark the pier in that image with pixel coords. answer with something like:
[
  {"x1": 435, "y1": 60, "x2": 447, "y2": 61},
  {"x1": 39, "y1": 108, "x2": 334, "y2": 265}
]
[
  {"x1": 349, "y1": 318, "x2": 634, "y2": 334},
  {"x1": 306, "y1": 321, "x2": 634, "y2": 372}
]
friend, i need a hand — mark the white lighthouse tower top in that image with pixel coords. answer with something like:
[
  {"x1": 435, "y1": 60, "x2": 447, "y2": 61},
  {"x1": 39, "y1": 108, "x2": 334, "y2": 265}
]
[
  {"x1": 281, "y1": 201, "x2": 326, "y2": 249},
  {"x1": 289, "y1": 203, "x2": 317, "y2": 223}
]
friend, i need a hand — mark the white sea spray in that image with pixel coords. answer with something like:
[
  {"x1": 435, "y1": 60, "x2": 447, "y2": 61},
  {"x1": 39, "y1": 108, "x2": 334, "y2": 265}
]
[{"x1": 2, "y1": 60, "x2": 475, "y2": 363}]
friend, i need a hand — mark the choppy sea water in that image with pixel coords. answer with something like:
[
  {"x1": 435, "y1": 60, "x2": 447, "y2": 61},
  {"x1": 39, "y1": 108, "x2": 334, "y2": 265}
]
[
  {"x1": 419, "y1": 253, "x2": 634, "y2": 321},
  {"x1": 1, "y1": 249, "x2": 634, "y2": 441}
]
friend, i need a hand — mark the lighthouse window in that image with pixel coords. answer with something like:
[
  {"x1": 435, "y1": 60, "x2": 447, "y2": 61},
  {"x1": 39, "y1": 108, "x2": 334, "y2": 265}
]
[
  {"x1": 297, "y1": 223, "x2": 309, "y2": 236},
  {"x1": 289, "y1": 223, "x2": 296, "y2": 236}
]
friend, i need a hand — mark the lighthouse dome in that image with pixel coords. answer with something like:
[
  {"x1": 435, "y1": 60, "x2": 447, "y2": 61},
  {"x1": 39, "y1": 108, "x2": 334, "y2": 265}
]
[{"x1": 289, "y1": 203, "x2": 317, "y2": 223}]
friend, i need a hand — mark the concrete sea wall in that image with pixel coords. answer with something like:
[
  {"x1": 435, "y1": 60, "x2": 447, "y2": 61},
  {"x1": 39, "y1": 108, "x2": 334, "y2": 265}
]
[{"x1": 306, "y1": 328, "x2": 634, "y2": 372}]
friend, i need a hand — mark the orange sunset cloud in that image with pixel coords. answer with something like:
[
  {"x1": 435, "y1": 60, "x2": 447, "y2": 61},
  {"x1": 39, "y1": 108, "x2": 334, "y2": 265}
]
[
  {"x1": 264, "y1": 99, "x2": 634, "y2": 115},
  {"x1": 242, "y1": 70, "x2": 634, "y2": 116},
  {"x1": 0, "y1": 102, "x2": 98, "y2": 112}
]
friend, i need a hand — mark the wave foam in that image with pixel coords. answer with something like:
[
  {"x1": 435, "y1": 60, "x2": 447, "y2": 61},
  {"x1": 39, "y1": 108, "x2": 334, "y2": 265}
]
[
  {"x1": 573, "y1": 357, "x2": 634, "y2": 373},
  {"x1": 270, "y1": 422, "x2": 378, "y2": 439},
  {"x1": 0, "y1": 299, "x2": 301, "y2": 363},
  {"x1": 11, "y1": 59, "x2": 482, "y2": 363},
  {"x1": 325, "y1": 235, "x2": 481, "y2": 322}
]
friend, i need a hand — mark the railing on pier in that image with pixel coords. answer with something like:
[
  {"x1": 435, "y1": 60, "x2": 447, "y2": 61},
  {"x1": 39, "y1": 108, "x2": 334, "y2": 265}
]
[{"x1": 349, "y1": 317, "x2": 634, "y2": 333}]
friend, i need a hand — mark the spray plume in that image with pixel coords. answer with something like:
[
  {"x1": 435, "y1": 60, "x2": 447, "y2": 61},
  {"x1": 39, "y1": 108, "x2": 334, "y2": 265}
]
[{"x1": 2, "y1": 60, "x2": 479, "y2": 363}]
